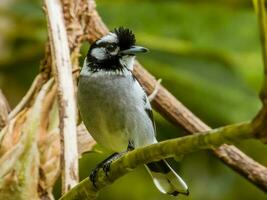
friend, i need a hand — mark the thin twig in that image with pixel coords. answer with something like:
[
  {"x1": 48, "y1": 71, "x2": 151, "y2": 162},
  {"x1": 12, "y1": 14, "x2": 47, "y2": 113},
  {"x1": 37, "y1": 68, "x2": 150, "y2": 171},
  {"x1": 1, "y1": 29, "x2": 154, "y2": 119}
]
[
  {"x1": 45, "y1": 0, "x2": 79, "y2": 194},
  {"x1": 82, "y1": 1, "x2": 267, "y2": 192},
  {"x1": 8, "y1": 74, "x2": 42, "y2": 121},
  {"x1": 148, "y1": 79, "x2": 161, "y2": 102}
]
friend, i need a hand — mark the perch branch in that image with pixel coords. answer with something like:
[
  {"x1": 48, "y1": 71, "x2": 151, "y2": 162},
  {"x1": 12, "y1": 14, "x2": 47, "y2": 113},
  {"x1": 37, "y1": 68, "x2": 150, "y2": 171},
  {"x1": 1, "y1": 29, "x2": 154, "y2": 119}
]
[
  {"x1": 83, "y1": 1, "x2": 267, "y2": 192},
  {"x1": 60, "y1": 122, "x2": 254, "y2": 200},
  {"x1": 45, "y1": 0, "x2": 79, "y2": 194}
]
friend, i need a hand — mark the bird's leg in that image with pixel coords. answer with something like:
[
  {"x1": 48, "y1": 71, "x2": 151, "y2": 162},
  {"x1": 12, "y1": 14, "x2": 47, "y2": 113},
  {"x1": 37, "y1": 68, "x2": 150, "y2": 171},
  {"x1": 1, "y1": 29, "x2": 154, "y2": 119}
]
[
  {"x1": 127, "y1": 139, "x2": 135, "y2": 151},
  {"x1": 90, "y1": 141, "x2": 135, "y2": 188},
  {"x1": 90, "y1": 152, "x2": 119, "y2": 187},
  {"x1": 102, "y1": 141, "x2": 135, "y2": 176}
]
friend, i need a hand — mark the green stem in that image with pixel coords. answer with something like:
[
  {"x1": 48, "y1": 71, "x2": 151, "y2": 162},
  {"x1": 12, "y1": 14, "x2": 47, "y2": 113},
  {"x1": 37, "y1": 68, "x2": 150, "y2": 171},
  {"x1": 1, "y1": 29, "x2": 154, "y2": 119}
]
[
  {"x1": 252, "y1": 0, "x2": 267, "y2": 143},
  {"x1": 60, "y1": 121, "x2": 254, "y2": 200}
]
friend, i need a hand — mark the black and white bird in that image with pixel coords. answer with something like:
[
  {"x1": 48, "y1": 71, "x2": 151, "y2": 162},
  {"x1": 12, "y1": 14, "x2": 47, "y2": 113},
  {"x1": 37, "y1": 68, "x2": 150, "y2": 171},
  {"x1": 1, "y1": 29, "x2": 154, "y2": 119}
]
[{"x1": 78, "y1": 27, "x2": 189, "y2": 196}]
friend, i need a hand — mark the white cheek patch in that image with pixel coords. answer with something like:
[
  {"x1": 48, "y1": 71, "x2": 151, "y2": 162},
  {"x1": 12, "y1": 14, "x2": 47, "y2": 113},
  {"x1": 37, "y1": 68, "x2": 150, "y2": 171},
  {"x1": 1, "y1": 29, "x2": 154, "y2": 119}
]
[
  {"x1": 96, "y1": 33, "x2": 118, "y2": 44},
  {"x1": 119, "y1": 55, "x2": 135, "y2": 71},
  {"x1": 90, "y1": 47, "x2": 107, "y2": 60}
]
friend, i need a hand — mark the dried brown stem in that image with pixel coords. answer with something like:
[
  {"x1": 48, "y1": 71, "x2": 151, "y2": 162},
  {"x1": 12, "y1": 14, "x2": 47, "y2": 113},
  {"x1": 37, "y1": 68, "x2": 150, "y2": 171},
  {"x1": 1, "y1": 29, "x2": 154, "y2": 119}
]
[
  {"x1": 45, "y1": 0, "x2": 79, "y2": 194},
  {"x1": 8, "y1": 74, "x2": 43, "y2": 121},
  {"x1": 0, "y1": 90, "x2": 10, "y2": 130},
  {"x1": 82, "y1": 1, "x2": 267, "y2": 192}
]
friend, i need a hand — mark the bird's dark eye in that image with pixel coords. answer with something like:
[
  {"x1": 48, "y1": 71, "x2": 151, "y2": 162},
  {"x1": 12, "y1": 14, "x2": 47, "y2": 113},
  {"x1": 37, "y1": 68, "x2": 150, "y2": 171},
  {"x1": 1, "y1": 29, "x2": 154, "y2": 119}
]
[{"x1": 107, "y1": 44, "x2": 116, "y2": 51}]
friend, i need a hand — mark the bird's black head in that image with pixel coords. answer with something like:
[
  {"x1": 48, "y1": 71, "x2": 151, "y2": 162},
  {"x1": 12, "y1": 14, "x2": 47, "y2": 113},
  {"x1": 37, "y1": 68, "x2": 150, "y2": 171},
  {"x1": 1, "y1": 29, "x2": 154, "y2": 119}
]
[{"x1": 86, "y1": 27, "x2": 148, "y2": 72}]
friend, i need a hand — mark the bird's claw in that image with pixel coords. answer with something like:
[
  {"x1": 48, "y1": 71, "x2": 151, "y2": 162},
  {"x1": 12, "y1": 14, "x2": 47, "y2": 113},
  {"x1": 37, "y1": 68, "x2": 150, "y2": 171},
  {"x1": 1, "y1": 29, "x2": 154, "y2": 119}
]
[
  {"x1": 102, "y1": 161, "x2": 112, "y2": 177},
  {"x1": 90, "y1": 166, "x2": 100, "y2": 188},
  {"x1": 89, "y1": 154, "x2": 118, "y2": 188},
  {"x1": 89, "y1": 150, "x2": 132, "y2": 187},
  {"x1": 89, "y1": 163, "x2": 111, "y2": 188}
]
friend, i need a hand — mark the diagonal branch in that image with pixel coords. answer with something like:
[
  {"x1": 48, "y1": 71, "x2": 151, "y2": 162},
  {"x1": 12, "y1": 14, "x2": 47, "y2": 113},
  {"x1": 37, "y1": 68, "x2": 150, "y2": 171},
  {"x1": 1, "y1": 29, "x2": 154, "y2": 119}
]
[
  {"x1": 59, "y1": 122, "x2": 254, "y2": 200},
  {"x1": 82, "y1": 0, "x2": 267, "y2": 192},
  {"x1": 134, "y1": 62, "x2": 267, "y2": 192},
  {"x1": 8, "y1": 74, "x2": 44, "y2": 121},
  {"x1": 45, "y1": 0, "x2": 79, "y2": 194}
]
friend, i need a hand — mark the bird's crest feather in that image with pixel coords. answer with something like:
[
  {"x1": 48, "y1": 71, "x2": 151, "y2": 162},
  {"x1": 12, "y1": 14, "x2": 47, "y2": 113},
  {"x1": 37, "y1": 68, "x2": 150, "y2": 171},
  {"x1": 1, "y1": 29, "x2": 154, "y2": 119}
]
[{"x1": 114, "y1": 27, "x2": 136, "y2": 50}]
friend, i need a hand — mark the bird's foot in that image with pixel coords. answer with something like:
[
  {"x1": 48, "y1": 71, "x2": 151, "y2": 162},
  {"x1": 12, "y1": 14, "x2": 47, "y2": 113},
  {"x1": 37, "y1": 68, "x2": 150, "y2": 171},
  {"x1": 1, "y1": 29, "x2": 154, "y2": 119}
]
[
  {"x1": 90, "y1": 165, "x2": 101, "y2": 188},
  {"x1": 89, "y1": 152, "x2": 123, "y2": 188},
  {"x1": 90, "y1": 142, "x2": 135, "y2": 188}
]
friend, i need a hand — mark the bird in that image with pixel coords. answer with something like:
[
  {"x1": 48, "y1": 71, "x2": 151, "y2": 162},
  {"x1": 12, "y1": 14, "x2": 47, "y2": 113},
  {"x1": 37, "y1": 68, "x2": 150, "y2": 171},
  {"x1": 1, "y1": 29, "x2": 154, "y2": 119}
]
[{"x1": 77, "y1": 27, "x2": 189, "y2": 196}]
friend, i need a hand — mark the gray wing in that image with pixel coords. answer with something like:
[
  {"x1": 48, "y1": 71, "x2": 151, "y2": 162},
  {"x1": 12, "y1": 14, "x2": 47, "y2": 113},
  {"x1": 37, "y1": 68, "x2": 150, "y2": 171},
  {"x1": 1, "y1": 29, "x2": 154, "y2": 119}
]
[
  {"x1": 133, "y1": 73, "x2": 156, "y2": 133},
  {"x1": 143, "y1": 95, "x2": 156, "y2": 133}
]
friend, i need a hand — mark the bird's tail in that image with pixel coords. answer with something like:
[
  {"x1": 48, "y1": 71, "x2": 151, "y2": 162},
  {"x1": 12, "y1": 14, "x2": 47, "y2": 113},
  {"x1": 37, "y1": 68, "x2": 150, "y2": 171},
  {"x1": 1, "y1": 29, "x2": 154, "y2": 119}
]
[{"x1": 145, "y1": 160, "x2": 189, "y2": 196}]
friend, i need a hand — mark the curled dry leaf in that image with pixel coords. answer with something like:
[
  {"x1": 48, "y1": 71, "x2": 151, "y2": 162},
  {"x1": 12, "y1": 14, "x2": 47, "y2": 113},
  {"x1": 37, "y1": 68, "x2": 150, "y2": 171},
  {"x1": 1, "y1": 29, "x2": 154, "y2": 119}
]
[{"x1": 0, "y1": 80, "x2": 54, "y2": 200}]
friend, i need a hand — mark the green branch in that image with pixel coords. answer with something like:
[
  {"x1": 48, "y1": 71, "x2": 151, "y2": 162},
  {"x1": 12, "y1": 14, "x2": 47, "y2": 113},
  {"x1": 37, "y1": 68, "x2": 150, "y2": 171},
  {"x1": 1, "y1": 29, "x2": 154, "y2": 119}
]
[
  {"x1": 60, "y1": 122, "x2": 254, "y2": 200},
  {"x1": 253, "y1": 0, "x2": 267, "y2": 143}
]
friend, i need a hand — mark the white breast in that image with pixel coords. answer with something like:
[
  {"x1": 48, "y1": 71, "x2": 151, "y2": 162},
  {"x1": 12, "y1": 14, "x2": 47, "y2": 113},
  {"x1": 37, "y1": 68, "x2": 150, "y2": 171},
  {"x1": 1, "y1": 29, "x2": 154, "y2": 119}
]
[{"x1": 78, "y1": 67, "x2": 156, "y2": 152}]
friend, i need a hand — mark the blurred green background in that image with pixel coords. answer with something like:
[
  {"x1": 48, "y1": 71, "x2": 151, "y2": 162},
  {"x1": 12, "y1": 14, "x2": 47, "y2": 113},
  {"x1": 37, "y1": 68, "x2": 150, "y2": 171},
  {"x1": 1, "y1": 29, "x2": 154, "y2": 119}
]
[{"x1": 1, "y1": 0, "x2": 267, "y2": 199}]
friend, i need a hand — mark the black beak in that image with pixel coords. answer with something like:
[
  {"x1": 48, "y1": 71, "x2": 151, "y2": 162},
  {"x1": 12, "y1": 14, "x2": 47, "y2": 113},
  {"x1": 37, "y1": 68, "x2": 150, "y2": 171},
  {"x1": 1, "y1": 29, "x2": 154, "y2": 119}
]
[{"x1": 120, "y1": 45, "x2": 149, "y2": 55}]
